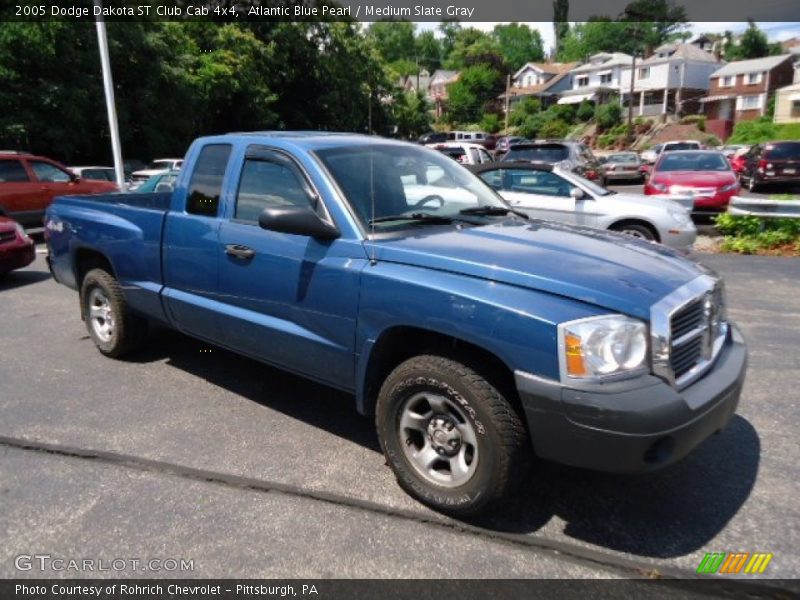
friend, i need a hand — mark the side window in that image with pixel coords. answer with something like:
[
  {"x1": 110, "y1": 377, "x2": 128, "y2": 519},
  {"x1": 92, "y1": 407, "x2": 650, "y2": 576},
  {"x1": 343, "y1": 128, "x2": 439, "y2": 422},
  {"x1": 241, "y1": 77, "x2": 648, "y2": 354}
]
[
  {"x1": 0, "y1": 160, "x2": 30, "y2": 182},
  {"x1": 235, "y1": 157, "x2": 313, "y2": 223},
  {"x1": 29, "y1": 161, "x2": 71, "y2": 183},
  {"x1": 507, "y1": 170, "x2": 574, "y2": 197},
  {"x1": 186, "y1": 144, "x2": 232, "y2": 217},
  {"x1": 478, "y1": 170, "x2": 504, "y2": 190},
  {"x1": 467, "y1": 148, "x2": 480, "y2": 164},
  {"x1": 479, "y1": 149, "x2": 492, "y2": 163}
]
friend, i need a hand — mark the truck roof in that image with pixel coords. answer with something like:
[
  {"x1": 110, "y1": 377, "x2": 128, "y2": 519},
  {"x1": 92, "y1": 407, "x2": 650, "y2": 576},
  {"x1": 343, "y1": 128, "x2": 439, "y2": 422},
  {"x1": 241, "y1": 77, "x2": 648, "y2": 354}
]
[{"x1": 211, "y1": 131, "x2": 409, "y2": 151}]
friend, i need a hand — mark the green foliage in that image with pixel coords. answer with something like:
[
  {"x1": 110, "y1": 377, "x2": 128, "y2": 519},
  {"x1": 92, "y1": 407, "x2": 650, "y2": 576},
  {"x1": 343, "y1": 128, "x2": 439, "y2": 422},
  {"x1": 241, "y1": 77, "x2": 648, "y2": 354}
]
[
  {"x1": 594, "y1": 101, "x2": 622, "y2": 131},
  {"x1": 727, "y1": 119, "x2": 800, "y2": 145},
  {"x1": 703, "y1": 134, "x2": 722, "y2": 147},
  {"x1": 518, "y1": 113, "x2": 548, "y2": 139},
  {"x1": 392, "y1": 91, "x2": 431, "y2": 139},
  {"x1": 491, "y1": 23, "x2": 545, "y2": 72},
  {"x1": 724, "y1": 21, "x2": 772, "y2": 60},
  {"x1": 366, "y1": 21, "x2": 416, "y2": 63},
  {"x1": 547, "y1": 104, "x2": 576, "y2": 125},
  {"x1": 715, "y1": 213, "x2": 800, "y2": 255},
  {"x1": 539, "y1": 119, "x2": 570, "y2": 139},
  {"x1": 479, "y1": 113, "x2": 502, "y2": 134},
  {"x1": 444, "y1": 28, "x2": 504, "y2": 71},
  {"x1": 509, "y1": 97, "x2": 542, "y2": 127},
  {"x1": 445, "y1": 64, "x2": 504, "y2": 124},
  {"x1": 679, "y1": 114, "x2": 706, "y2": 131},
  {"x1": 414, "y1": 31, "x2": 442, "y2": 73},
  {"x1": 576, "y1": 100, "x2": 595, "y2": 122}
]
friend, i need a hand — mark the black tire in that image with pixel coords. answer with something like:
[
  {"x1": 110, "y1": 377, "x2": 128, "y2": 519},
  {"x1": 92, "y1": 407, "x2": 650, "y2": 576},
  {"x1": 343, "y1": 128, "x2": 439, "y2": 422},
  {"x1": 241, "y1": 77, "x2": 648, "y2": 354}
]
[
  {"x1": 376, "y1": 355, "x2": 529, "y2": 516},
  {"x1": 80, "y1": 268, "x2": 148, "y2": 358},
  {"x1": 610, "y1": 221, "x2": 657, "y2": 241}
]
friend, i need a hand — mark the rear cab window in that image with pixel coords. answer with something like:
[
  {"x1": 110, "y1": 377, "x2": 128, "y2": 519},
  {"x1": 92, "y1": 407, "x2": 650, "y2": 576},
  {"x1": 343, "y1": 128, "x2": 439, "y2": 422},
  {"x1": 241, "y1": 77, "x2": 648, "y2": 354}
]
[
  {"x1": 0, "y1": 159, "x2": 30, "y2": 182},
  {"x1": 764, "y1": 142, "x2": 800, "y2": 160},
  {"x1": 185, "y1": 144, "x2": 232, "y2": 217}
]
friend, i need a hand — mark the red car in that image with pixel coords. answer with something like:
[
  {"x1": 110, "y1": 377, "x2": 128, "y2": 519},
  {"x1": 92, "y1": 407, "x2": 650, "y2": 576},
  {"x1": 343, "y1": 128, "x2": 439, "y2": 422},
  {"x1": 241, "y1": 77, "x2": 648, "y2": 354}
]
[
  {"x1": 0, "y1": 215, "x2": 35, "y2": 275},
  {"x1": 644, "y1": 150, "x2": 739, "y2": 215},
  {"x1": 0, "y1": 152, "x2": 118, "y2": 228}
]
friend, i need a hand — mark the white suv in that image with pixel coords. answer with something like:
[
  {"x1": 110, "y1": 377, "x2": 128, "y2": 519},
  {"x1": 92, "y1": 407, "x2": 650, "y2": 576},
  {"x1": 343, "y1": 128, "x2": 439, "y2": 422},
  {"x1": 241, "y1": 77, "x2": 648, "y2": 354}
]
[{"x1": 426, "y1": 142, "x2": 494, "y2": 165}]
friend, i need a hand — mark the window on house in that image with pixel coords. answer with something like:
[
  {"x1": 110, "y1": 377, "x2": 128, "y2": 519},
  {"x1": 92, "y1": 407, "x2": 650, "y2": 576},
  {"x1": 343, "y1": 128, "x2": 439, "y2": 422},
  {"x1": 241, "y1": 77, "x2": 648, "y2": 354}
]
[
  {"x1": 639, "y1": 67, "x2": 650, "y2": 79},
  {"x1": 740, "y1": 95, "x2": 761, "y2": 110},
  {"x1": 791, "y1": 100, "x2": 800, "y2": 118},
  {"x1": 600, "y1": 72, "x2": 612, "y2": 84},
  {"x1": 720, "y1": 76, "x2": 734, "y2": 87},
  {"x1": 746, "y1": 72, "x2": 763, "y2": 85},
  {"x1": 576, "y1": 75, "x2": 589, "y2": 87}
]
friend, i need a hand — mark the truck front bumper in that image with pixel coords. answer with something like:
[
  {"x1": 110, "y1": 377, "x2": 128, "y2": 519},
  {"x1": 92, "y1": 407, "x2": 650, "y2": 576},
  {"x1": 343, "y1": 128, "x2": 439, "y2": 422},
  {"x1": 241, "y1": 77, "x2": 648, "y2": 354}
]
[{"x1": 514, "y1": 325, "x2": 747, "y2": 473}]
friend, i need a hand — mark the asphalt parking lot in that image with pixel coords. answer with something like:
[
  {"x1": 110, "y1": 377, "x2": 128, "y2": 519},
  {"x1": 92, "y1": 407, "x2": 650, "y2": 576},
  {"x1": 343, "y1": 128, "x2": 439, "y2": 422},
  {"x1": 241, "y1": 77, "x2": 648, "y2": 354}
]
[{"x1": 1, "y1": 250, "x2": 798, "y2": 585}]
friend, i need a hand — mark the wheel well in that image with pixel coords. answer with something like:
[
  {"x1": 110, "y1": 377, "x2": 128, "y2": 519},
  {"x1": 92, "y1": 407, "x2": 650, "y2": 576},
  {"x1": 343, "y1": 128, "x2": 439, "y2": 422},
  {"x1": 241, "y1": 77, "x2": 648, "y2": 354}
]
[
  {"x1": 361, "y1": 326, "x2": 521, "y2": 418},
  {"x1": 74, "y1": 248, "x2": 115, "y2": 289},
  {"x1": 609, "y1": 219, "x2": 660, "y2": 243}
]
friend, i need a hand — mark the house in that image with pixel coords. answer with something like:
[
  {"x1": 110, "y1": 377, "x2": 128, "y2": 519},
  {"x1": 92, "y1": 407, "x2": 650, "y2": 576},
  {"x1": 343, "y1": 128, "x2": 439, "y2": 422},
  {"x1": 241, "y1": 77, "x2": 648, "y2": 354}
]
[
  {"x1": 498, "y1": 62, "x2": 577, "y2": 110},
  {"x1": 427, "y1": 69, "x2": 459, "y2": 118},
  {"x1": 399, "y1": 69, "x2": 431, "y2": 95},
  {"x1": 621, "y1": 42, "x2": 722, "y2": 118},
  {"x1": 774, "y1": 59, "x2": 800, "y2": 124},
  {"x1": 558, "y1": 53, "x2": 632, "y2": 105},
  {"x1": 701, "y1": 54, "x2": 795, "y2": 140}
]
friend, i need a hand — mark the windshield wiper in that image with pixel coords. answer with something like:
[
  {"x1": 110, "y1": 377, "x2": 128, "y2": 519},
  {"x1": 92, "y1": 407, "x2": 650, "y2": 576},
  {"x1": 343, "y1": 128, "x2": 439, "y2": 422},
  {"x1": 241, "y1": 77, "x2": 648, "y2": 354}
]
[
  {"x1": 368, "y1": 212, "x2": 457, "y2": 225},
  {"x1": 459, "y1": 205, "x2": 529, "y2": 219}
]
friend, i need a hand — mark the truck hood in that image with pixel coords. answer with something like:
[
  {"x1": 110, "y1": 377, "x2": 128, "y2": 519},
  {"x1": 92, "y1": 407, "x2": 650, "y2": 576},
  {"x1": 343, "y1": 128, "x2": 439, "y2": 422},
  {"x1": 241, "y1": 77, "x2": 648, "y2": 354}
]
[{"x1": 369, "y1": 219, "x2": 707, "y2": 320}]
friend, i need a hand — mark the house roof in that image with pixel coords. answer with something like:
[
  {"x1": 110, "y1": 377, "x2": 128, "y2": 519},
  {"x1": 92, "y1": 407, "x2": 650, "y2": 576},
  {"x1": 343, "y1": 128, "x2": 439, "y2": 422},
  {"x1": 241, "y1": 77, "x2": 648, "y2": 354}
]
[
  {"x1": 571, "y1": 53, "x2": 632, "y2": 74},
  {"x1": 641, "y1": 43, "x2": 721, "y2": 65},
  {"x1": 429, "y1": 69, "x2": 459, "y2": 85},
  {"x1": 711, "y1": 55, "x2": 793, "y2": 78},
  {"x1": 499, "y1": 67, "x2": 577, "y2": 100},
  {"x1": 776, "y1": 82, "x2": 800, "y2": 93},
  {"x1": 512, "y1": 61, "x2": 576, "y2": 80}
]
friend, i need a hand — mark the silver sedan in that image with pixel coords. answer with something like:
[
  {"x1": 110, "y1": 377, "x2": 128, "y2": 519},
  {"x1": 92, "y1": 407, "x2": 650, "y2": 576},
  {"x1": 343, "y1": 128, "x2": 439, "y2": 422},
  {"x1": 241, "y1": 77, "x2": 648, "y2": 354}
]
[{"x1": 471, "y1": 162, "x2": 697, "y2": 253}]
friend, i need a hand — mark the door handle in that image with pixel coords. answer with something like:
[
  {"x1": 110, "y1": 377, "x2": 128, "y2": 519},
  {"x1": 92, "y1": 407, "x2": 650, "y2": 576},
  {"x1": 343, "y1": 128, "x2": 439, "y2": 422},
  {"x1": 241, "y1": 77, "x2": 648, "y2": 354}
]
[{"x1": 225, "y1": 244, "x2": 255, "y2": 260}]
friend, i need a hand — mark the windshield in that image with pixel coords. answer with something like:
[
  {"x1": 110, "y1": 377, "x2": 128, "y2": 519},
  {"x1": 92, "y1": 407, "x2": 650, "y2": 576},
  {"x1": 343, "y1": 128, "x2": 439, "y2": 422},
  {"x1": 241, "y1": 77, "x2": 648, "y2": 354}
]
[
  {"x1": 503, "y1": 145, "x2": 569, "y2": 163},
  {"x1": 664, "y1": 142, "x2": 701, "y2": 152},
  {"x1": 765, "y1": 142, "x2": 800, "y2": 160},
  {"x1": 316, "y1": 144, "x2": 509, "y2": 231},
  {"x1": 657, "y1": 152, "x2": 731, "y2": 172},
  {"x1": 607, "y1": 153, "x2": 638, "y2": 164}
]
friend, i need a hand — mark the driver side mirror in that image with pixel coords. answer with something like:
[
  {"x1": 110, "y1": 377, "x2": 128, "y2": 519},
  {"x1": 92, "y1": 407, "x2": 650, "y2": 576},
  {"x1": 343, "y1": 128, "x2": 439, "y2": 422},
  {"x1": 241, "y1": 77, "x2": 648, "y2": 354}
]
[
  {"x1": 570, "y1": 188, "x2": 586, "y2": 200},
  {"x1": 258, "y1": 205, "x2": 339, "y2": 240}
]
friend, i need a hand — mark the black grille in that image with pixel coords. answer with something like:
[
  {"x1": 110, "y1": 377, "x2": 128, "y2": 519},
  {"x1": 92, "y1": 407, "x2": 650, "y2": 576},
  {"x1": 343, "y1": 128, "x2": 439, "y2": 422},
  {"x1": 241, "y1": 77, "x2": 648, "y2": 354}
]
[
  {"x1": 0, "y1": 230, "x2": 16, "y2": 244},
  {"x1": 671, "y1": 336, "x2": 704, "y2": 379},
  {"x1": 671, "y1": 298, "x2": 704, "y2": 341}
]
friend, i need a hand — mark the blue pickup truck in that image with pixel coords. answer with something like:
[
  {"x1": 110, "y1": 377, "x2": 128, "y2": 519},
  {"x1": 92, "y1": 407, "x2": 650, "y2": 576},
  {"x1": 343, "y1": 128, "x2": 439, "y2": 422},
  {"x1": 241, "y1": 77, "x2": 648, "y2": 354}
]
[{"x1": 46, "y1": 132, "x2": 747, "y2": 515}]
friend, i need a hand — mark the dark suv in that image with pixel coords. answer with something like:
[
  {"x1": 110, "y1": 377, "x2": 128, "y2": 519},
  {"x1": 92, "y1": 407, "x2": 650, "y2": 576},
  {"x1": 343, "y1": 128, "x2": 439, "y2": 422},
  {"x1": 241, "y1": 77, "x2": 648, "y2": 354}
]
[
  {"x1": 500, "y1": 140, "x2": 606, "y2": 186},
  {"x1": 739, "y1": 141, "x2": 800, "y2": 192}
]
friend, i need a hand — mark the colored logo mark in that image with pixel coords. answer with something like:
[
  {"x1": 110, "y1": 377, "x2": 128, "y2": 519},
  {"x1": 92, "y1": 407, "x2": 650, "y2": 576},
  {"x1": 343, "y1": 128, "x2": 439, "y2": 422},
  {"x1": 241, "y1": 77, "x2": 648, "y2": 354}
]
[{"x1": 696, "y1": 552, "x2": 773, "y2": 574}]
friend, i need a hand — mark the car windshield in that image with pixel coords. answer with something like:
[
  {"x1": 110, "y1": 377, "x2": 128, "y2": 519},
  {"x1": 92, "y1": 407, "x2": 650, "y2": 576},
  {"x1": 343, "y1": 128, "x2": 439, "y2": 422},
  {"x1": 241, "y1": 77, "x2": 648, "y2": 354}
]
[
  {"x1": 503, "y1": 145, "x2": 570, "y2": 162},
  {"x1": 316, "y1": 144, "x2": 509, "y2": 231},
  {"x1": 765, "y1": 142, "x2": 800, "y2": 160},
  {"x1": 607, "y1": 153, "x2": 638, "y2": 164},
  {"x1": 657, "y1": 152, "x2": 731, "y2": 172},
  {"x1": 664, "y1": 142, "x2": 700, "y2": 152}
]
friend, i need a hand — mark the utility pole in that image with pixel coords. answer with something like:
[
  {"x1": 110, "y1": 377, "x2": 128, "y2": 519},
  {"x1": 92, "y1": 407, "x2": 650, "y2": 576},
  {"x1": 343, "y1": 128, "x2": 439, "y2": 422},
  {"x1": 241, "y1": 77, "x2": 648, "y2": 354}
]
[
  {"x1": 627, "y1": 28, "x2": 637, "y2": 148},
  {"x1": 94, "y1": 1, "x2": 125, "y2": 189},
  {"x1": 504, "y1": 74, "x2": 511, "y2": 134}
]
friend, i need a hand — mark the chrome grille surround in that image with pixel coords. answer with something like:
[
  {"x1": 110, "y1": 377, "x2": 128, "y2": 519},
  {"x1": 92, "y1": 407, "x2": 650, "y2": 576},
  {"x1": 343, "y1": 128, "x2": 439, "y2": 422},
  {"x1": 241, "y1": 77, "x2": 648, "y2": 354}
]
[{"x1": 650, "y1": 275, "x2": 728, "y2": 390}]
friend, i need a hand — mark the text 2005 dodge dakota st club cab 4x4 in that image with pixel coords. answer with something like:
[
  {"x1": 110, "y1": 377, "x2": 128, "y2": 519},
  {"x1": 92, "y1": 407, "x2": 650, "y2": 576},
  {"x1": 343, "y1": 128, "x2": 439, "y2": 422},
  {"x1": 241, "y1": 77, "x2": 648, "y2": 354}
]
[{"x1": 45, "y1": 133, "x2": 747, "y2": 515}]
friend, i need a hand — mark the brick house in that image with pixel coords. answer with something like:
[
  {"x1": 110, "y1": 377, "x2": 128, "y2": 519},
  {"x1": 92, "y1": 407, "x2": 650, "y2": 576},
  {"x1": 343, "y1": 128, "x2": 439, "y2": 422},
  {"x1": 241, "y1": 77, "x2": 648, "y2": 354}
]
[
  {"x1": 700, "y1": 54, "x2": 795, "y2": 140},
  {"x1": 427, "y1": 69, "x2": 460, "y2": 119}
]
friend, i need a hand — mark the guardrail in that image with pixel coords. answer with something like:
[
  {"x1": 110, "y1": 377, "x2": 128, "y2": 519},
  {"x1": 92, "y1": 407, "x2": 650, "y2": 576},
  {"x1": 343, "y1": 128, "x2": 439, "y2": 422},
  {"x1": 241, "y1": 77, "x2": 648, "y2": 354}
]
[{"x1": 728, "y1": 196, "x2": 800, "y2": 219}]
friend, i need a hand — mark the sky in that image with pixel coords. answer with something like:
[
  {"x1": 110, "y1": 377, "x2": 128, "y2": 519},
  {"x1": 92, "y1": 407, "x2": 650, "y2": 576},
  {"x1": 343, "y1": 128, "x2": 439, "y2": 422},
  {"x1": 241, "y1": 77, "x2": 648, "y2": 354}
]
[{"x1": 415, "y1": 21, "x2": 800, "y2": 55}]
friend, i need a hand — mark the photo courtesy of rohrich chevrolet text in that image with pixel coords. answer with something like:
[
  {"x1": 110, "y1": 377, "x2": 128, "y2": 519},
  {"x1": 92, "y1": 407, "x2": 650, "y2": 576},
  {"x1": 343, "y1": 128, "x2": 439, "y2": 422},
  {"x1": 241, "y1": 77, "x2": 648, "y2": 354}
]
[{"x1": 1, "y1": 0, "x2": 799, "y2": 598}]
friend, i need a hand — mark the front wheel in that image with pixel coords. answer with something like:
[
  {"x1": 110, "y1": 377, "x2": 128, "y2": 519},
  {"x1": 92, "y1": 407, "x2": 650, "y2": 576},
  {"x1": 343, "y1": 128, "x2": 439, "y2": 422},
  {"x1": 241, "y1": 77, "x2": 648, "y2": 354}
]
[
  {"x1": 376, "y1": 355, "x2": 529, "y2": 516},
  {"x1": 80, "y1": 268, "x2": 148, "y2": 358},
  {"x1": 611, "y1": 222, "x2": 657, "y2": 241}
]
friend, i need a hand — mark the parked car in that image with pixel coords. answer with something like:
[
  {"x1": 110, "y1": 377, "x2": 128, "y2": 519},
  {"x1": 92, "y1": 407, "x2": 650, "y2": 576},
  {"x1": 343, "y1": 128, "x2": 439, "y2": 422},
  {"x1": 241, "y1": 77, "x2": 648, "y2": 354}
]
[
  {"x1": 0, "y1": 152, "x2": 118, "y2": 227},
  {"x1": 641, "y1": 141, "x2": 702, "y2": 165},
  {"x1": 470, "y1": 162, "x2": 696, "y2": 252},
  {"x1": 719, "y1": 144, "x2": 749, "y2": 160},
  {"x1": 729, "y1": 147, "x2": 749, "y2": 174},
  {"x1": 130, "y1": 158, "x2": 183, "y2": 186},
  {"x1": 134, "y1": 170, "x2": 180, "y2": 194},
  {"x1": 738, "y1": 141, "x2": 800, "y2": 192},
  {"x1": 645, "y1": 150, "x2": 739, "y2": 216},
  {"x1": 70, "y1": 166, "x2": 117, "y2": 182},
  {"x1": 0, "y1": 215, "x2": 35, "y2": 275},
  {"x1": 601, "y1": 152, "x2": 645, "y2": 183},
  {"x1": 46, "y1": 132, "x2": 747, "y2": 516},
  {"x1": 640, "y1": 144, "x2": 663, "y2": 165},
  {"x1": 494, "y1": 136, "x2": 525, "y2": 156},
  {"x1": 417, "y1": 132, "x2": 451, "y2": 145},
  {"x1": 122, "y1": 160, "x2": 146, "y2": 181},
  {"x1": 427, "y1": 142, "x2": 494, "y2": 165},
  {"x1": 500, "y1": 140, "x2": 606, "y2": 185}
]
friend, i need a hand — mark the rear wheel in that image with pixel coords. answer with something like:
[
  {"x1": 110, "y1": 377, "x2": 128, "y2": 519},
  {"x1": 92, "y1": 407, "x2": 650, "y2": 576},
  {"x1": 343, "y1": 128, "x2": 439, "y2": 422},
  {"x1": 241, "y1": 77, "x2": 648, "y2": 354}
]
[
  {"x1": 80, "y1": 268, "x2": 148, "y2": 357},
  {"x1": 610, "y1": 221, "x2": 657, "y2": 241},
  {"x1": 376, "y1": 355, "x2": 529, "y2": 516}
]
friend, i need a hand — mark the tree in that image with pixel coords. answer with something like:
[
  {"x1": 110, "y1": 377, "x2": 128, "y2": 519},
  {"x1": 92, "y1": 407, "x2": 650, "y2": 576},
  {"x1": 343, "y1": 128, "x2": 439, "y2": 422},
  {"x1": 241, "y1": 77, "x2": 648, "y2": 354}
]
[
  {"x1": 392, "y1": 90, "x2": 431, "y2": 139},
  {"x1": 595, "y1": 100, "x2": 623, "y2": 131},
  {"x1": 492, "y1": 23, "x2": 545, "y2": 72},
  {"x1": 576, "y1": 100, "x2": 595, "y2": 122},
  {"x1": 553, "y1": 0, "x2": 570, "y2": 54},
  {"x1": 539, "y1": 119, "x2": 570, "y2": 138},
  {"x1": 508, "y1": 97, "x2": 541, "y2": 127},
  {"x1": 621, "y1": 0, "x2": 688, "y2": 54},
  {"x1": 446, "y1": 65, "x2": 504, "y2": 124},
  {"x1": 439, "y1": 20, "x2": 462, "y2": 59},
  {"x1": 366, "y1": 21, "x2": 416, "y2": 63},
  {"x1": 415, "y1": 31, "x2": 442, "y2": 73},
  {"x1": 724, "y1": 21, "x2": 775, "y2": 60}
]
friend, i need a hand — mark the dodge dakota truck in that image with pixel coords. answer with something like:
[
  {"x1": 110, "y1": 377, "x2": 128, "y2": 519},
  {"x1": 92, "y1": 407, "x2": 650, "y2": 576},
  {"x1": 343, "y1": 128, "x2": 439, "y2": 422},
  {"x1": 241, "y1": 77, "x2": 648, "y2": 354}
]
[{"x1": 45, "y1": 133, "x2": 747, "y2": 516}]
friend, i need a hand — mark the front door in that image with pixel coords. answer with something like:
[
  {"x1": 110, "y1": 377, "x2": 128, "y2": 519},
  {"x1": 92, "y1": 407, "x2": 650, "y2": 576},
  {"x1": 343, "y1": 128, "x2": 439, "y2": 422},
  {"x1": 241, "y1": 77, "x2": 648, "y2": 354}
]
[{"x1": 216, "y1": 147, "x2": 359, "y2": 387}]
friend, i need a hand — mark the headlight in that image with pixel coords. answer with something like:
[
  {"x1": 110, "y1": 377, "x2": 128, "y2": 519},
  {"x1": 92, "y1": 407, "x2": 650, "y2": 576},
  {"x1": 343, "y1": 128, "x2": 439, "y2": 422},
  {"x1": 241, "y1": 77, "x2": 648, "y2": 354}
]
[
  {"x1": 559, "y1": 315, "x2": 648, "y2": 381},
  {"x1": 13, "y1": 222, "x2": 31, "y2": 241},
  {"x1": 720, "y1": 183, "x2": 738, "y2": 192},
  {"x1": 668, "y1": 207, "x2": 692, "y2": 226},
  {"x1": 651, "y1": 182, "x2": 668, "y2": 192}
]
